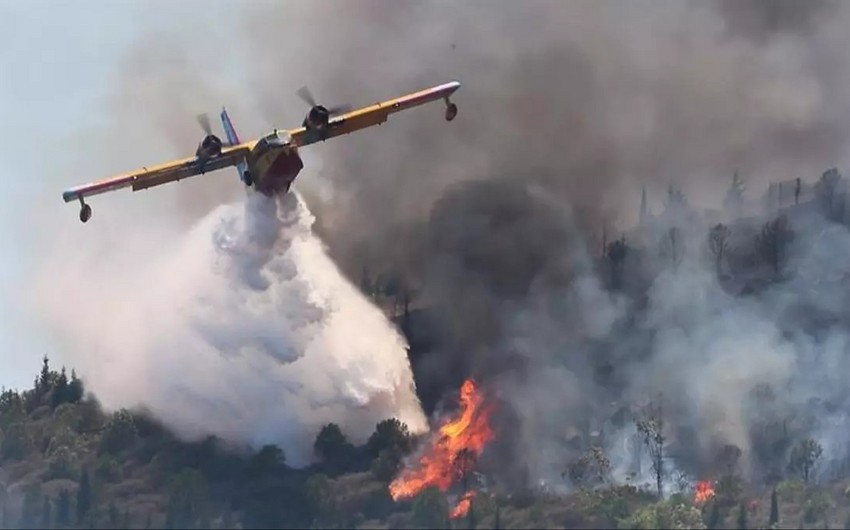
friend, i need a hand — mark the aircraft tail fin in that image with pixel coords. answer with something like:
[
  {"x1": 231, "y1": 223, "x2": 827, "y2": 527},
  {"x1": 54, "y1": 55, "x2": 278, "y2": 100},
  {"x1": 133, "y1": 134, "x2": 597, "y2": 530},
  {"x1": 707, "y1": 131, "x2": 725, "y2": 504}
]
[
  {"x1": 220, "y1": 107, "x2": 241, "y2": 145},
  {"x1": 221, "y1": 107, "x2": 250, "y2": 185}
]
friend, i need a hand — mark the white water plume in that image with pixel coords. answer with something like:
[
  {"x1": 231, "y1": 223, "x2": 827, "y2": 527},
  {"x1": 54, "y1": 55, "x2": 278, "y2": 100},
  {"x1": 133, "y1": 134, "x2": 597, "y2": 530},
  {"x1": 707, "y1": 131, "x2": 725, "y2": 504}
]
[{"x1": 35, "y1": 191, "x2": 427, "y2": 466}]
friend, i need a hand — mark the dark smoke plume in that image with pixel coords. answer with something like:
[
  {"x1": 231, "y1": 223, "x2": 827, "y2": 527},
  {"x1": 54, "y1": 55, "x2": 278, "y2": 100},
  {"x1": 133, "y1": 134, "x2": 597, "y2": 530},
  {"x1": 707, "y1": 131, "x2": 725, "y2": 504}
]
[{"x1": 29, "y1": 0, "x2": 850, "y2": 491}]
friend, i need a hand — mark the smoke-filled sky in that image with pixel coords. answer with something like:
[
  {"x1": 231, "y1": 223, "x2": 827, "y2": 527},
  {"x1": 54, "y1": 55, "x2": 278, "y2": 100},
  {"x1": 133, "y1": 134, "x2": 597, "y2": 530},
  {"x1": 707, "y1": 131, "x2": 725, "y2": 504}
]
[{"x1": 5, "y1": 0, "x2": 850, "y2": 480}]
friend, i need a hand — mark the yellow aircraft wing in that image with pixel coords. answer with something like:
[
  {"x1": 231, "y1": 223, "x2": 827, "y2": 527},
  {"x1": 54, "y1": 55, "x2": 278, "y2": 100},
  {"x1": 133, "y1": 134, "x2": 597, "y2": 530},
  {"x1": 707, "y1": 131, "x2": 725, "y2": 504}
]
[
  {"x1": 63, "y1": 80, "x2": 460, "y2": 223},
  {"x1": 62, "y1": 142, "x2": 255, "y2": 204},
  {"x1": 287, "y1": 81, "x2": 461, "y2": 148}
]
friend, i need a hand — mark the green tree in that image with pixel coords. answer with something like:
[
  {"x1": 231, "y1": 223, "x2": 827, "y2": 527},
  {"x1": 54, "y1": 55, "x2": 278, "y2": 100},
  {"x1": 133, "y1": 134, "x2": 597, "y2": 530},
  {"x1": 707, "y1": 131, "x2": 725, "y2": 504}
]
[
  {"x1": 50, "y1": 367, "x2": 69, "y2": 409},
  {"x1": 1, "y1": 422, "x2": 31, "y2": 460},
  {"x1": 55, "y1": 489, "x2": 71, "y2": 527},
  {"x1": 99, "y1": 409, "x2": 138, "y2": 454},
  {"x1": 76, "y1": 397, "x2": 104, "y2": 434},
  {"x1": 313, "y1": 423, "x2": 355, "y2": 473},
  {"x1": 493, "y1": 501, "x2": 501, "y2": 530},
  {"x1": 366, "y1": 418, "x2": 412, "y2": 459},
  {"x1": 411, "y1": 486, "x2": 450, "y2": 529},
  {"x1": 67, "y1": 370, "x2": 84, "y2": 404},
  {"x1": 306, "y1": 473, "x2": 338, "y2": 528},
  {"x1": 788, "y1": 438, "x2": 823, "y2": 483},
  {"x1": 769, "y1": 487, "x2": 779, "y2": 527},
  {"x1": 39, "y1": 355, "x2": 52, "y2": 396},
  {"x1": 0, "y1": 389, "x2": 24, "y2": 427},
  {"x1": 76, "y1": 467, "x2": 92, "y2": 524},
  {"x1": 371, "y1": 446, "x2": 402, "y2": 482},
  {"x1": 250, "y1": 444, "x2": 285, "y2": 474},
  {"x1": 314, "y1": 423, "x2": 348, "y2": 460},
  {"x1": 165, "y1": 468, "x2": 208, "y2": 529}
]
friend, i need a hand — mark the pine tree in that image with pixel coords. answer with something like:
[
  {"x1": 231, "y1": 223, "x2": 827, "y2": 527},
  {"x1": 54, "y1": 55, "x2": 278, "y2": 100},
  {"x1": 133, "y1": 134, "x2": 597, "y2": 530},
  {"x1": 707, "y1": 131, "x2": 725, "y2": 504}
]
[
  {"x1": 493, "y1": 502, "x2": 500, "y2": 530},
  {"x1": 769, "y1": 487, "x2": 779, "y2": 527},
  {"x1": 51, "y1": 367, "x2": 69, "y2": 409},
  {"x1": 39, "y1": 355, "x2": 51, "y2": 393},
  {"x1": 145, "y1": 512, "x2": 152, "y2": 529},
  {"x1": 68, "y1": 370, "x2": 84, "y2": 403},
  {"x1": 122, "y1": 509, "x2": 130, "y2": 529},
  {"x1": 76, "y1": 468, "x2": 92, "y2": 524},
  {"x1": 467, "y1": 497, "x2": 476, "y2": 530}
]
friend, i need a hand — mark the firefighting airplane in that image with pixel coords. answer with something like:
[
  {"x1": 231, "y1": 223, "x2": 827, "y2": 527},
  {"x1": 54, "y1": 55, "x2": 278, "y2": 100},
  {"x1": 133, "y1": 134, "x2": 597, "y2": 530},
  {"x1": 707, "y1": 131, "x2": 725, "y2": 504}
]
[{"x1": 62, "y1": 81, "x2": 461, "y2": 223}]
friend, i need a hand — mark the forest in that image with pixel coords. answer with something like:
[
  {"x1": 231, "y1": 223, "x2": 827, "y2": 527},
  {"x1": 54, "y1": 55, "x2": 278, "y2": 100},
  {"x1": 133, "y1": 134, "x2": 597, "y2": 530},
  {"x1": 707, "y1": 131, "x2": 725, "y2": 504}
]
[{"x1": 4, "y1": 169, "x2": 850, "y2": 530}]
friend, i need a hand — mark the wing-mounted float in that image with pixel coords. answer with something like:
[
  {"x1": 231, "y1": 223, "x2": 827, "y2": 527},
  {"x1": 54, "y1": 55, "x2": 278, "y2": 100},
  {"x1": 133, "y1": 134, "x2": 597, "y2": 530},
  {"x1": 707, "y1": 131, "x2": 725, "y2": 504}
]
[{"x1": 62, "y1": 80, "x2": 460, "y2": 223}]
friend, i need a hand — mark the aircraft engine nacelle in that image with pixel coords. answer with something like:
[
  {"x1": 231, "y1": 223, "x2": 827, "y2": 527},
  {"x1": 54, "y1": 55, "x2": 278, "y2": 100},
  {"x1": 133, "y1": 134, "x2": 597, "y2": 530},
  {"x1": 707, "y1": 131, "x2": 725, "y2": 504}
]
[
  {"x1": 302, "y1": 105, "x2": 330, "y2": 130},
  {"x1": 196, "y1": 134, "x2": 223, "y2": 159}
]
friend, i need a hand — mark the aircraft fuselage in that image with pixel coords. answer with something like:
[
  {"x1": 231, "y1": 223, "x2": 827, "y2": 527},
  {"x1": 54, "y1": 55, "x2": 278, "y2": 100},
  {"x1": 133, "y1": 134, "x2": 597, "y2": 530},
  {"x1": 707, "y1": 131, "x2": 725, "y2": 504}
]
[{"x1": 245, "y1": 131, "x2": 305, "y2": 196}]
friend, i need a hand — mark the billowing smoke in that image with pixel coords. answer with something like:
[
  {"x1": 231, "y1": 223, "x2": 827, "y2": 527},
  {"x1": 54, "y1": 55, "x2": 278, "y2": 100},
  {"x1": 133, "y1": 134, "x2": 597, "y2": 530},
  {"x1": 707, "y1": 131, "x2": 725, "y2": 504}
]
[
  {"x1": 33, "y1": 191, "x2": 426, "y2": 466},
  {"x1": 232, "y1": 0, "x2": 850, "y2": 491},
  {"x1": 26, "y1": 0, "x2": 850, "y2": 490}
]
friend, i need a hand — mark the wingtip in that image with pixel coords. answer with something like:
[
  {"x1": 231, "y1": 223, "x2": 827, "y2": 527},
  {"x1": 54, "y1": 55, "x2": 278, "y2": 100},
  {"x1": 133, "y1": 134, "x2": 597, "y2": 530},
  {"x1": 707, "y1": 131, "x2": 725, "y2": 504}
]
[{"x1": 62, "y1": 190, "x2": 77, "y2": 203}]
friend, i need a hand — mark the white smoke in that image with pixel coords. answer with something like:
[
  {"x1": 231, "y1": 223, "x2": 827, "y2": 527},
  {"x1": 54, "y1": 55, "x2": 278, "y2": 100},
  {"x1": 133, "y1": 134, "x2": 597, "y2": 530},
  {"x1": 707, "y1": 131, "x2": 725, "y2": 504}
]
[{"x1": 33, "y1": 191, "x2": 427, "y2": 465}]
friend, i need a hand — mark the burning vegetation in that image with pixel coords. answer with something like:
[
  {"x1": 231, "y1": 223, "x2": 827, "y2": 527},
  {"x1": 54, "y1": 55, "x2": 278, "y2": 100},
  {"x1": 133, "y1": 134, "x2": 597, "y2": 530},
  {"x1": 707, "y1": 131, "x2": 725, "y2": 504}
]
[
  {"x1": 389, "y1": 378, "x2": 495, "y2": 518},
  {"x1": 694, "y1": 480, "x2": 716, "y2": 506}
]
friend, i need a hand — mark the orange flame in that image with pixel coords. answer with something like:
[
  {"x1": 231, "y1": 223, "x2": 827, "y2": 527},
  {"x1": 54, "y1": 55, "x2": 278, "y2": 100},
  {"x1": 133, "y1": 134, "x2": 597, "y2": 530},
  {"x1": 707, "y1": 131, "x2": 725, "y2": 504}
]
[
  {"x1": 694, "y1": 480, "x2": 716, "y2": 505},
  {"x1": 451, "y1": 491, "x2": 477, "y2": 519},
  {"x1": 389, "y1": 379, "x2": 495, "y2": 517}
]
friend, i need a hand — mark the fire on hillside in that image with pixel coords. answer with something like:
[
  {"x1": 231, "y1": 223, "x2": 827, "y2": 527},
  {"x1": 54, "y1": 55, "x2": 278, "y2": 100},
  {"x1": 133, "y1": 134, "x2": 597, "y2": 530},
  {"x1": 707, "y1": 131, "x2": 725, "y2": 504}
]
[{"x1": 389, "y1": 378, "x2": 495, "y2": 518}]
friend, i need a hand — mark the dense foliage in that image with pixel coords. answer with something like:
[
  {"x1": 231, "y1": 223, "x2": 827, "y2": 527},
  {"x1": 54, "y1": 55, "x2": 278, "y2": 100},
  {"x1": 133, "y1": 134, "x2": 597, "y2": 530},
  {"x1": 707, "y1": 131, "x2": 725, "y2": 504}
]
[{"x1": 1, "y1": 357, "x2": 850, "y2": 529}]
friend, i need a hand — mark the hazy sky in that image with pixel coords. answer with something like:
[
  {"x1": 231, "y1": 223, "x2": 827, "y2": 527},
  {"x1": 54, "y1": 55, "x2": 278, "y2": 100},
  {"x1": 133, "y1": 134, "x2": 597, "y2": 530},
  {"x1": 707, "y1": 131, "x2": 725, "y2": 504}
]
[{"x1": 0, "y1": 1, "x2": 250, "y2": 389}]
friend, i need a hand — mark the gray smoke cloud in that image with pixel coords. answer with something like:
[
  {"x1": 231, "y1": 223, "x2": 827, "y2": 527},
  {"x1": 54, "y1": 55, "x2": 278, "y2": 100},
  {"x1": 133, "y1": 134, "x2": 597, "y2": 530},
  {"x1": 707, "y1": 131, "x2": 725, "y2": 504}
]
[
  {"x1": 26, "y1": 0, "x2": 850, "y2": 490},
  {"x1": 230, "y1": 0, "x2": 850, "y2": 490}
]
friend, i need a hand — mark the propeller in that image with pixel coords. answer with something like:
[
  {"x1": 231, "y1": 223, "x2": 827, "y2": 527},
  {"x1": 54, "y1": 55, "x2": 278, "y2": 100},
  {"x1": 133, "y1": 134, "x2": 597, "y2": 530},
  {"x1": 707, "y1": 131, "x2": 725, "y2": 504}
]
[
  {"x1": 296, "y1": 86, "x2": 317, "y2": 108},
  {"x1": 196, "y1": 113, "x2": 213, "y2": 136},
  {"x1": 296, "y1": 86, "x2": 352, "y2": 116}
]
